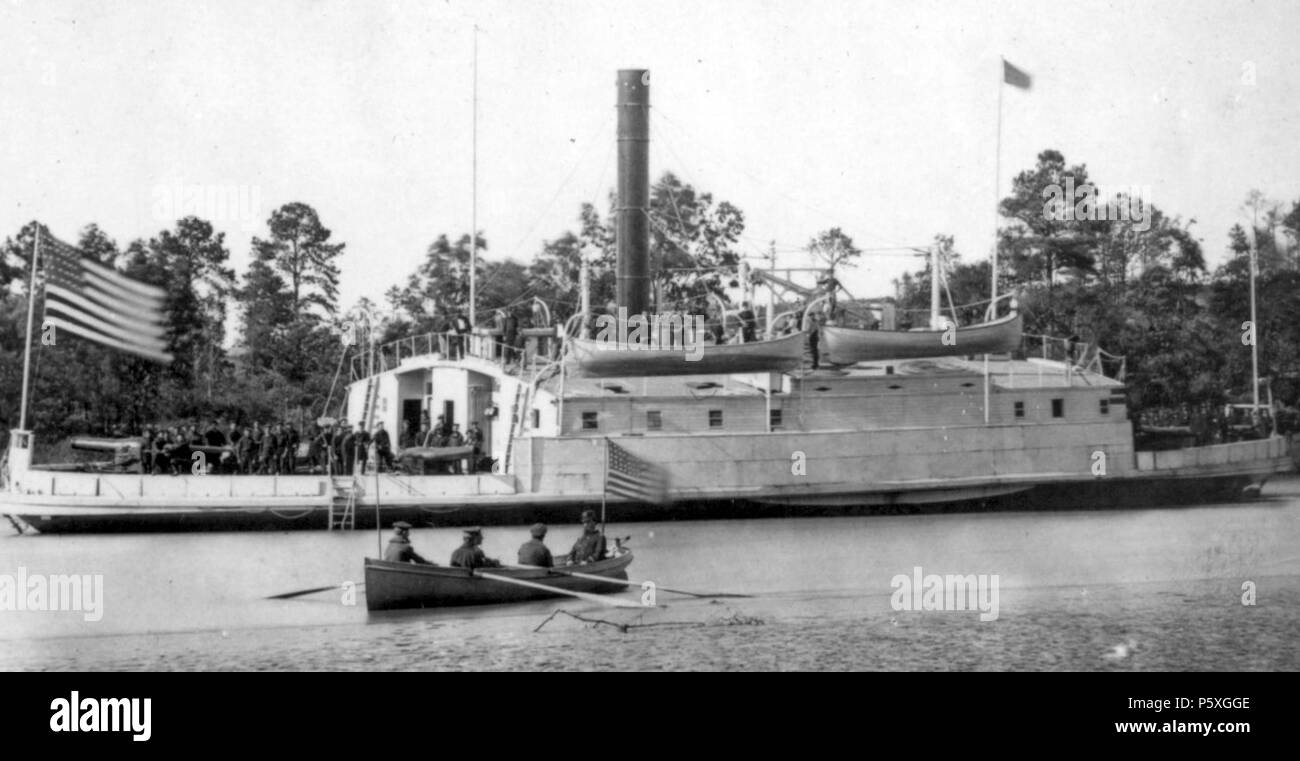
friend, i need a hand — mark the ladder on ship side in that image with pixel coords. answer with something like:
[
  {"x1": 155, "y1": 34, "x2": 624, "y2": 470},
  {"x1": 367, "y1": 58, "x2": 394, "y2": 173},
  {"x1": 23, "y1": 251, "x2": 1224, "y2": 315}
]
[
  {"x1": 328, "y1": 478, "x2": 357, "y2": 531},
  {"x1": 501, "y1": 381, "x2": 529, "y2": 474},
  {"x1": 358, "y1": 374, "x2": 379, "y2": 430}
]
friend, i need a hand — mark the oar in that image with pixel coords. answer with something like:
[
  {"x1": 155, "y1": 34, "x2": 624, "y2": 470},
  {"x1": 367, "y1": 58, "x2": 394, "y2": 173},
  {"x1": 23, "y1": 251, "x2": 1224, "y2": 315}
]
[
  {"x1": 516, "y1": 565, "x2": 751, "y2": 599},
  {"x1": 475, "y1": 570, "x2": 648, "y2": 608},
  {"x1": 509, "y1": 561, "x2": 748, "y2": 595},
  {"x1": 267, "y1": 582, "x2": 364, "y2": 600}
]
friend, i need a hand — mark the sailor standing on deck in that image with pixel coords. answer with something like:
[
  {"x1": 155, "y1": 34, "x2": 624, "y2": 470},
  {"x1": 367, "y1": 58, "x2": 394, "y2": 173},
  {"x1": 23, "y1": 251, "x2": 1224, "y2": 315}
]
[
  {"x1": 450, "y1": 527, "x2": 501, "y2": 570},
  {"x1": 384, "y1": 521, "x2": 434, "y2": 564},
  {"x1": 372, "y1": 422, "x2": 393, "y2": 472},
  {"x1": 517, "y1": 523, "x2": 554, "y2": 568},
  {"x1": 465, "y1": 422, "x2": 483, "y2": 473}
]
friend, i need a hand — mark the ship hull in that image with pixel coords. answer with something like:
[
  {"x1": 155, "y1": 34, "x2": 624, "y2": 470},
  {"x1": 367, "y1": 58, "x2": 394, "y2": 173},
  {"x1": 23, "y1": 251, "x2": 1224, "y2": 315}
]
[{"x1": 7, "y1": 446, "x2": 1290, "y2": 533}]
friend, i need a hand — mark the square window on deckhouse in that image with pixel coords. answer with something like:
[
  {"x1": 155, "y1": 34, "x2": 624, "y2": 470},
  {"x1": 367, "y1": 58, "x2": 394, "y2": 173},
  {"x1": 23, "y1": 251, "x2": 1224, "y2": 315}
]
[
  {"x1": 647, "y1": 410, "x2": 662, "y2": 430},
  {"x1": 1051, "y1": 399, "x2": 1065, "y2": 418},
  {"x1": 1099, "y1": 399, "x2": 1110, "y2": 415},
  {"x1": 581, "y1": 412, "x2": 598, "y2": 430},
  {"x1": 708, "y1": 410, "x2": 723, "y2": 428}
]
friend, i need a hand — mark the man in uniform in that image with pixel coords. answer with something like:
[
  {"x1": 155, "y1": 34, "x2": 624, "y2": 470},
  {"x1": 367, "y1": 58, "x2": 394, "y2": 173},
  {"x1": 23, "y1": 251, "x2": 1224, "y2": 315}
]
[
  {"x1": 260, "y1": 424, "x2": 279, "y2": 475},
  {"x1": 372, "y1": 422, "x2": 394, "y2": 472},
  {"x1": 465, "y1": 422, "x2": 484, "y2": 474},
  {"x1": 281, "y1": 424, "x2": 300, "y2": 474},
  {"x1": 738, "y1": 302, "x2": 757, "y2": 343},
  {"x1": 808, "y1": 312, "x2": 821, "y2": 370},
  {"x1": 236, "y1": 425, "x2": 255, "y2": 474},
  {"x1": 452, "y1": 310, "x2": 470, "y2": 359},
  {"x1": 331, "y1": 421, "x2": 348, "y2": 474},
  {"x1": 449, "y1": 423, "x2": 465, "y2": 474},
  {"x1": 141, "y1": 427, "x2": 155, "y2": 474},
  {"x1": 449, "y1": 527, "x2": 501, "y2": 570},
  {"x1": 383, "y1": 521, "x2": 434, "y2": 564},
  {"x1": 565, "y1": 510, "x2": 607, "y2": 565},
  {"x1": 517, "y1": 523, "x2": 553, "y2": 568},
  {"x1": 503, "y1": 310, "x2": 519, "y2": 364},
  {"x1": 352, "y1": 421, "x2": 371, "y2": 475}
]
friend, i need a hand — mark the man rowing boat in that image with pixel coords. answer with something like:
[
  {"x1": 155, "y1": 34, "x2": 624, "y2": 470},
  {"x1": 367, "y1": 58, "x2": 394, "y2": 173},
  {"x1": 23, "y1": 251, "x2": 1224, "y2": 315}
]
[
  {"x1": 517, "y1": 523, "x2": 554, "y2": 568},
  {"x1": 450, "y1": 527, "x2": 501, "y2": 570},
  {"x1": 566, "y1": 510, "x2": 607, "y2": 565},
  {"x1": 383, "y1": 521, "x2": 434, "y2": 565}
]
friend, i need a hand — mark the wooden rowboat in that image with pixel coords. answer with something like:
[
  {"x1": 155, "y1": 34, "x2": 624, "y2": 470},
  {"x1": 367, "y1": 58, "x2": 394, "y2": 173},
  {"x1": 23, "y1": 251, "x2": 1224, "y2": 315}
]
[
  {"x1": 394, "y1": 445, "x2": 475, "y2": 474},
  {"x1": 363, "y1": 552, "x2": 634, "y2": 610},
  {"x1": 567, "y1": 333, "x2": 805, "y2": 377},
  {"x1": 821, "y1": 312, "x2": 1023, "y2": 364}
]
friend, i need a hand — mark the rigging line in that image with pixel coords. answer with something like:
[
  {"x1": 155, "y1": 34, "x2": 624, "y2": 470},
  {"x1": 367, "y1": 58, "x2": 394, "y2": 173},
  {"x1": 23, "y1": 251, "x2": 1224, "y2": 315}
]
[
  {"x1": 652, "y1": 117, "x2": 709, "y2": 202},
  {"x1": 588, "y1": 137, "x2": 616, "y2": 210},
  {"x1": 642, "y1": 206, "x2": 699, "y2": 262},
  {"x1": 652, "y1": 124, "x2": 777, "y2": 269},
  {"x1": 504, "y1": 120, "x2": 612, "y2": 264},
  {"x1": 653, "y1": 108, "x2": 914, "y2": 252}
]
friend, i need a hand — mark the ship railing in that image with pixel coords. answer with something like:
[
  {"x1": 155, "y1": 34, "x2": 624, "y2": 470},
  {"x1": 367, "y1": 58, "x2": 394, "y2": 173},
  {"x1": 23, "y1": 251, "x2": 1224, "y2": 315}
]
[
  {"x1": 350, "y1": 330, "x2": 561, "y2": 381},
  {"x1": 1020, "y1": 333, "x2": 1126, "y2": 383}
]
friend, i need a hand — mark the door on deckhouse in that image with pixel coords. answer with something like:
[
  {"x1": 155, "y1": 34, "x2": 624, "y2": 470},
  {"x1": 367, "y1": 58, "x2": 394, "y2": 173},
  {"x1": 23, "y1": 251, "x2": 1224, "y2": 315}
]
[
  {"x1": 469, "y1": 384, "x2": 492, "y2": 460},
  {"x1": 402, "y1": 400, "x2": 422, "y2": 443}
]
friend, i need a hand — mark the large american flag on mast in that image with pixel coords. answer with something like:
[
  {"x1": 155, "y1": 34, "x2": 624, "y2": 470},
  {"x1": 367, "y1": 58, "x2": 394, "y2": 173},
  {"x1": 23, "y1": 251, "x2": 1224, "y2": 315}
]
[
  {"x1": 41, "y1": 231, "x2": 172, "y2": 364},
  {"x1": 605, "y1": 439, "x2": 670, "y2": 504}
]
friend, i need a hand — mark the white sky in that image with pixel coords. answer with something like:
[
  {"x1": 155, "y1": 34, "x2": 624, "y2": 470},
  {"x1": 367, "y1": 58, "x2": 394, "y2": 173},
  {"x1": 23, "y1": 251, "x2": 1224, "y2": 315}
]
[{"x1": 2, "y1": 0, "x2": 1297, "y2": 311}]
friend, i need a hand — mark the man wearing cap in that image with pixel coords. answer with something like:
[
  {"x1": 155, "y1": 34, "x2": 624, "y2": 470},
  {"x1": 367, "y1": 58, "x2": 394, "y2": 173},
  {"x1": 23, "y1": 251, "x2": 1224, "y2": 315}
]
[
  {"x1": 517, "y1": 523, "x2": 554, "y2": 568},
  {"x1": 384, "y1": 521, "x2": 434, "y2": 565},
  {"x1": 565, "y1": 510, "x2": 607, "y2": 565},
  {"x1": 372, "y1": 422, "x2": 394, "y2": 472},
  {"x1": 450, "y1": 527, "x2": 501, "y2": 570}
]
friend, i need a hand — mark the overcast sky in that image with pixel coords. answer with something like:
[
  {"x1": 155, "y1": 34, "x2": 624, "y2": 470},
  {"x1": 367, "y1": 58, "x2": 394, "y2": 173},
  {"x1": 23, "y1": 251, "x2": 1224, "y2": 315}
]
[{"x1": 2, "y1": 0, "x2": 1297, "y2": 312}]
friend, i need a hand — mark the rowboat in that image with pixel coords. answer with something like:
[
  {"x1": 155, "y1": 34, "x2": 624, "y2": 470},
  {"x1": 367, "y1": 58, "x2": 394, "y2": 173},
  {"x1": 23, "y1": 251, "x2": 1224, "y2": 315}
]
[
  {"x1": 395, "y1": 445, "x2": 474, "y2": 474},
  {"x1": 363, "y1": 552, "x2": 635, "y2": 610},
  {"x1": 397, "y1": 446, "x2": 474, "y2": 462},
  {"x1": 567, "y1": 333, "x2": 805, "y2": 377},
  {"x1": 821, "y1": 312, "x2": 1023, "y2": 364}
]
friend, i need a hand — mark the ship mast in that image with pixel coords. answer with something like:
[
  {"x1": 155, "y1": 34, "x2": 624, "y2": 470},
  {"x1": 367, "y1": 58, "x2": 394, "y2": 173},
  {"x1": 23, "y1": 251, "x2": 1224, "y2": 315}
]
[
  {"x1": 18, "y1": 230, "x2": 40, "y2": 431},
  {"x1": 930, "y1": 243, "x2": 941, "y2": 328},
  {"x1": 469, "y1": 24, "x2": 478, "y2": 328}
]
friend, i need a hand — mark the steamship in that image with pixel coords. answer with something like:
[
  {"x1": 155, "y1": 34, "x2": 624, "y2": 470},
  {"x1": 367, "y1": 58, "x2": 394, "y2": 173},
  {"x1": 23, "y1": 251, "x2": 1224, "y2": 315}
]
[{"x1": 1, "y1": 70, "x2": 1293, "y2": 533}]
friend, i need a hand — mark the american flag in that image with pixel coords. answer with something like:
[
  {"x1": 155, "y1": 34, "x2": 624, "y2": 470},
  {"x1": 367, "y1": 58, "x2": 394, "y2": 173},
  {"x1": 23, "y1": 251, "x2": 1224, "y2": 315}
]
[
  {"x1": 41, "y1": 231, "x2": 172, "y2": 364},
  {"x1": 605, "y1": 439, "x2": 670, "y2": 504}
]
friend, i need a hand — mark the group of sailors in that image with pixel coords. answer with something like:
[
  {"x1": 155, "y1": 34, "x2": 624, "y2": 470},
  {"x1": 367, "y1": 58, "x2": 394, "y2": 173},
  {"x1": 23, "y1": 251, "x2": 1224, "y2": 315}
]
[
  {"x1": 384, "y1": 509, "x2": 608, "y2": 569},
  {"x1": 135, "y1": 415, "x2": 484, "y2": 476}
]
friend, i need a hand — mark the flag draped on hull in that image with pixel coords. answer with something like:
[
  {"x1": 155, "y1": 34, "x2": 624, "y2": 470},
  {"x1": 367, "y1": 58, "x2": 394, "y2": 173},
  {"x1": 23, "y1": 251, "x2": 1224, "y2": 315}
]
[
  {"x1": 41, "y1": 232, "x2": 172, "y2": 364},
  {"x1": 605, "y1": 439, "x2": 670, "y2": 504}
]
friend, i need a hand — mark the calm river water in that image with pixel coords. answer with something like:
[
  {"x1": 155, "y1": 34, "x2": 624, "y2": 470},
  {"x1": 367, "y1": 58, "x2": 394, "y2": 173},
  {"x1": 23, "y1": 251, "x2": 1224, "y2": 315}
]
[{"x1": 2, "y1": 476, "x2": 1298, "y2": 671}]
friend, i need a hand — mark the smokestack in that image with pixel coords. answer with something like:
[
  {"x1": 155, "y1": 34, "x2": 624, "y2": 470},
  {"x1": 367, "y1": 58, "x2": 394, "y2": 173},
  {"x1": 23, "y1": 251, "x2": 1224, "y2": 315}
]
[{"x1": 616, "y1": 69, "x2": 650, "y2": 317}]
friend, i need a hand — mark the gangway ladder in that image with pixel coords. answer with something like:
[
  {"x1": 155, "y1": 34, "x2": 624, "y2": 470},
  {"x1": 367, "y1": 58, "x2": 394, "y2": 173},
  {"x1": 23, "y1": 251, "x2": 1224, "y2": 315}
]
[
  {"x1": 501, "y1": 381, "x2": 529, "y2": 474},
  {"x1": 358, "y1": 374, "x2": 380, "y2": 430},
  {"x1": 328, "y1": 477, "x2": 357, "y2": 531}
]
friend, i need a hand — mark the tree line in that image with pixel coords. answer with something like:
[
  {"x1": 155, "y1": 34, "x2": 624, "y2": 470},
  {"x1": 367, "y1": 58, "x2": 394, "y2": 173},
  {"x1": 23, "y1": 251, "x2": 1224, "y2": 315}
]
[
  {"x1": 2, "y1": 151, "x2": 1298, "y2": 452},
  {"x1": 891, "y1": 150, "x2": 1300, "y2": 413}
]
